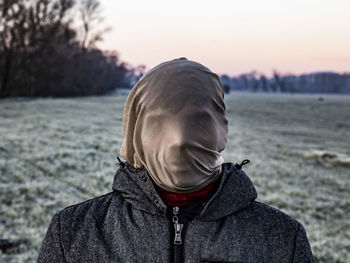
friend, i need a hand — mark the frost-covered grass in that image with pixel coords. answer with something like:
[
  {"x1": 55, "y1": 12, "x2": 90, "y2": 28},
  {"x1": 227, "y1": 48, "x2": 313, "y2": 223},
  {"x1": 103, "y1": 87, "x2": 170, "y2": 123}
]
[{"x1": 0, "y1": 93, "x2": 349, "y2": 262}]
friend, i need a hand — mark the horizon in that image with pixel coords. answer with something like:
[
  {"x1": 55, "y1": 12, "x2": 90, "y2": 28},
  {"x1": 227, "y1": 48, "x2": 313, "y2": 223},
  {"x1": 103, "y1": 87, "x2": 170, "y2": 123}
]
[{"x1": 98, "y1": 0, "x2": 350, "y2": 76}]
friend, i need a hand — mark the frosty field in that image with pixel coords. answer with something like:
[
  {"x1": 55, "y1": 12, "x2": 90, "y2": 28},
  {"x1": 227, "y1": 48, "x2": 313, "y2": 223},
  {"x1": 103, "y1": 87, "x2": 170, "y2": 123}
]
[{"x1": 0, "y1": 93, "x2": 349, "y2": 262}]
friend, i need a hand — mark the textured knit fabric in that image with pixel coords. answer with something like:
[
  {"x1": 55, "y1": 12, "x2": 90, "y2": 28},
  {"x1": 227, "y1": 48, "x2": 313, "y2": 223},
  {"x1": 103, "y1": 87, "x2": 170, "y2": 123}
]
[
  {"x1": 119, "y1": 58, "x2": 228, "y2": 193},
  {"x1": 37, "y1": 161, "x2": 316, "y2": 263}
]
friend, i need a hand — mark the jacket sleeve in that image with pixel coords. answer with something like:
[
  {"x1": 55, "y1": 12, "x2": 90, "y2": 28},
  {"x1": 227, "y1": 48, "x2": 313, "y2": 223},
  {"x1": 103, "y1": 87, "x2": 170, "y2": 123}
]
[
  {"x1": 291, "y1": 223, "x2": 316, "y2": 263},
  {"x1": 37, "y1": 212, "x2": 66, "y2": 263}
]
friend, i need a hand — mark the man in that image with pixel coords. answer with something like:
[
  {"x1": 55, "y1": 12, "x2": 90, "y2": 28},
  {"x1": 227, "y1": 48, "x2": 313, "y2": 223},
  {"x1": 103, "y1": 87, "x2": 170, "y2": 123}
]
[{"x1": 38, "y1": 58, "x2": 315, "y2": 262}]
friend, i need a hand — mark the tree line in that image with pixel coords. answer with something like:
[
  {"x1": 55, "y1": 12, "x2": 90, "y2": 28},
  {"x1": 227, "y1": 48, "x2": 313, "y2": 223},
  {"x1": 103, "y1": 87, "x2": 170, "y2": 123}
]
[
  {"x1": 221, "y1": 71, "x2": 350, "y2": 94},
  {"x1": 0, "y1": 0, "x2": 142, "y2": 98}
]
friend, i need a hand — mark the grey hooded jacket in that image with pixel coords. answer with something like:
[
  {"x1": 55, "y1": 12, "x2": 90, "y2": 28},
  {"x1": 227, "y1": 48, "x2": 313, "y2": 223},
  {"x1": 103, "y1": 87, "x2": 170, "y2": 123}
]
[{"x1": 37, "y1": 161, "x2": 316, "y2": 263}]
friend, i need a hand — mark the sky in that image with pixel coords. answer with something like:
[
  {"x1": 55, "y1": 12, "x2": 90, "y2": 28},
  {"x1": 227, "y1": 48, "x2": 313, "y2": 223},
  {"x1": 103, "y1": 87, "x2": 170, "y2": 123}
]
[{"x1": 99, "y1": 0, "x2": 350, "y2": 76}]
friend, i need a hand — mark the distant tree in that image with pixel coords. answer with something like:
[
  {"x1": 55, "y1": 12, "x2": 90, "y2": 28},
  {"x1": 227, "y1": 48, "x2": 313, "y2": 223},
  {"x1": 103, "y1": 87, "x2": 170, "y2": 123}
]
[
  {"x1": 222, "y1": 85, "x2": 229, "y2": 94},
  {"x1": 247, "y1": 71, "x2": 259, "y2": 92},
  {"x1": 237, "y1": 74, "x2": 249, "y2": 91},
  {"x1": 127, "y1": 64, "x2": 146, "y2": 86},
  {"x1": 79, "y1": 0, "x2": 110, "y2": 51},
  {"x1": 0, "y1": 0, "x2": 76, "y2": 96},
  {"x1": 273, "y1": 70, "x2": 284, "y2": 92},
  {"x1": 220, "y1": 74, "x2": 231, "y2": 93},
  {"x1": 0, "y1": 0, "x2": 26, "y2": 96},
  {"x1": 259, "y1": 75, "x2": 268, "y2": 92},
  {"x1": 0, "y1": 0, "x2": 133, "y2": 97},
  {"x1": 224, "y1": 71, "x2": 350, "y2": 94}
]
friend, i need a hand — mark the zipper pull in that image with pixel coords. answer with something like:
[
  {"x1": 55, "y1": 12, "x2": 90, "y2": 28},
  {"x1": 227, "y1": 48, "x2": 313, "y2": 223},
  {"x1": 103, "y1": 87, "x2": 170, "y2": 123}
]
[{"x1": 172, "y1": 206, "x2": 184, "y2": 245}]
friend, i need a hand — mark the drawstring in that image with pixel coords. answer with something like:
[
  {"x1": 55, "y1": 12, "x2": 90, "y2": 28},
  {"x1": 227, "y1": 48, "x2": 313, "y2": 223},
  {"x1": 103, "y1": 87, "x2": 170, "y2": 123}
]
[
  {"x1": 235, "y1": 159, "x2": 250, "y2": 170},
  {"x1": 116, "y1": 156, "x2": 126, "y2": 168},
  {"x1": 118, "y1": 156, "x2": 250, "y2": 171}
]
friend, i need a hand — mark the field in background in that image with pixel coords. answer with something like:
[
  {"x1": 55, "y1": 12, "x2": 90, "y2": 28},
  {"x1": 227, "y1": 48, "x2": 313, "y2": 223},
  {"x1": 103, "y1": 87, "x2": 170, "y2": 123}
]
[{"x1": 0, "y1": 93, "x2": 349, "y2": 262}]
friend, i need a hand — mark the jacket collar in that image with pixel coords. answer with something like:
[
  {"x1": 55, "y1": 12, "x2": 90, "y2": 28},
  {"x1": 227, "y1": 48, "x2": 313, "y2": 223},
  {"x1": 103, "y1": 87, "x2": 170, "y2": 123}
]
[
  {"x1": 196, "y1": 162, "x2": 257, "y2": 221},
  {"x1": 112, "y1": 161, "x2": 257, "y2": 221}
]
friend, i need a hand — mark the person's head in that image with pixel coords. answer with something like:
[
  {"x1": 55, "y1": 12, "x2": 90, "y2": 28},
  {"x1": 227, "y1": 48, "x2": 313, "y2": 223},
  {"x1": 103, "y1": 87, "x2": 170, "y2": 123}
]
[{"x1": 120, "y1": 58, "x2": 228, "y2": 193}]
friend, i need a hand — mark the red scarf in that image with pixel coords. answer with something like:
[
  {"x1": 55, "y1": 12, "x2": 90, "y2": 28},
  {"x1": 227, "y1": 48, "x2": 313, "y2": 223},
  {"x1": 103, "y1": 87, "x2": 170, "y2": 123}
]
[{"x1": 159, "y1": 183, "x2": 215, "y2": 206}]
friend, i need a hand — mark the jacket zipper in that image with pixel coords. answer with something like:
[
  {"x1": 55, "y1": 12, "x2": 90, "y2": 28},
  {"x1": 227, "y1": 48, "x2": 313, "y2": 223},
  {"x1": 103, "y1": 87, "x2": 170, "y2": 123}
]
[
  {"x1": 171, "y1": 201, "x2": 208, "y2": 263},
  {"x1": 172, "y1": 206, "x2": 184, "y2": 263}
]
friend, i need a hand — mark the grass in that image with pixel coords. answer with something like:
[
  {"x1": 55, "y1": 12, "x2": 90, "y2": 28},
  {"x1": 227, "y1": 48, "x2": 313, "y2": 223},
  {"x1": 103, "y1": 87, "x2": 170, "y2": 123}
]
[{"x1": 0, "y1": 92, "x2": 349, "y2": 262}]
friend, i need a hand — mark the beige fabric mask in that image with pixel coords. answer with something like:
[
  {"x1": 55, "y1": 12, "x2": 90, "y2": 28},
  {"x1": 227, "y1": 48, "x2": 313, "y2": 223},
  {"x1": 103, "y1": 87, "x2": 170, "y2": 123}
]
[{"x1": 120, "y1": 58, "x2": 228, "y2": 193}]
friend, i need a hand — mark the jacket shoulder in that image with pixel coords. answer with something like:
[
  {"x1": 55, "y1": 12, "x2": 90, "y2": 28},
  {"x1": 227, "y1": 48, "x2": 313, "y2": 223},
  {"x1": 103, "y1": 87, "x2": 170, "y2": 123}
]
[
  {"x1": 38, "y1": 192, "x2": 123, "y2": 261},
  {"x1": 248, "y1": 200, "x2": 302, "y2": 231},
  {"x1": 57, "y1": 191, "x2": 121, "y2": 226},
  {"x1": 249, "y1": 202, "x2": 315, "y2": 262}
]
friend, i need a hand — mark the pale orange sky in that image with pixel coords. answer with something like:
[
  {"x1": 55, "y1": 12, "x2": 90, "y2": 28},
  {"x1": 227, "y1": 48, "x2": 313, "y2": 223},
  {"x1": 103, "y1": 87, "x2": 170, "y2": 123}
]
[{"x1": 99, "y1": 0, "x2": 350, "y2": 76}]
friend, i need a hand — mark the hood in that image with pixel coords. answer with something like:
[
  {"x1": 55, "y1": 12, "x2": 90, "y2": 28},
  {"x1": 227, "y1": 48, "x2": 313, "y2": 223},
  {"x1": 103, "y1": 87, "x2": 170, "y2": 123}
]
[
  {"x1": 119, "y1": 58, "x2": 228, "y2": 193},
  {"x1": 112, "y1": 161, "x2": 257, "y2": 221}
]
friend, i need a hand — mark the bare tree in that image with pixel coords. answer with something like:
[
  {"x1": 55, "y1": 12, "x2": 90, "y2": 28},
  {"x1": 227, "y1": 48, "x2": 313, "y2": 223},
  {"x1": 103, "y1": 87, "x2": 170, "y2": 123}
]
[
  {"x1": 0, "y1": 0, "x2": 26, "y2": 96},
  {"x1": 0, "y1": 0, "x2": 132, "y2": 97},
  {"x1": 273, "y1": 70, "x2": 284, "y2": 92},
  {"x1": 79, "y1": 0, "x2": 109, "y2": 51}
]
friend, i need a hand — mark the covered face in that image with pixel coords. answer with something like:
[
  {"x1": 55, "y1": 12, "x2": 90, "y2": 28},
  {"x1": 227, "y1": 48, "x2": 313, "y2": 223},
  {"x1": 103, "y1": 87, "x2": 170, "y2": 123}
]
[{"x1": 120, "y1": 58, "x2": 228, "y2": 193}]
